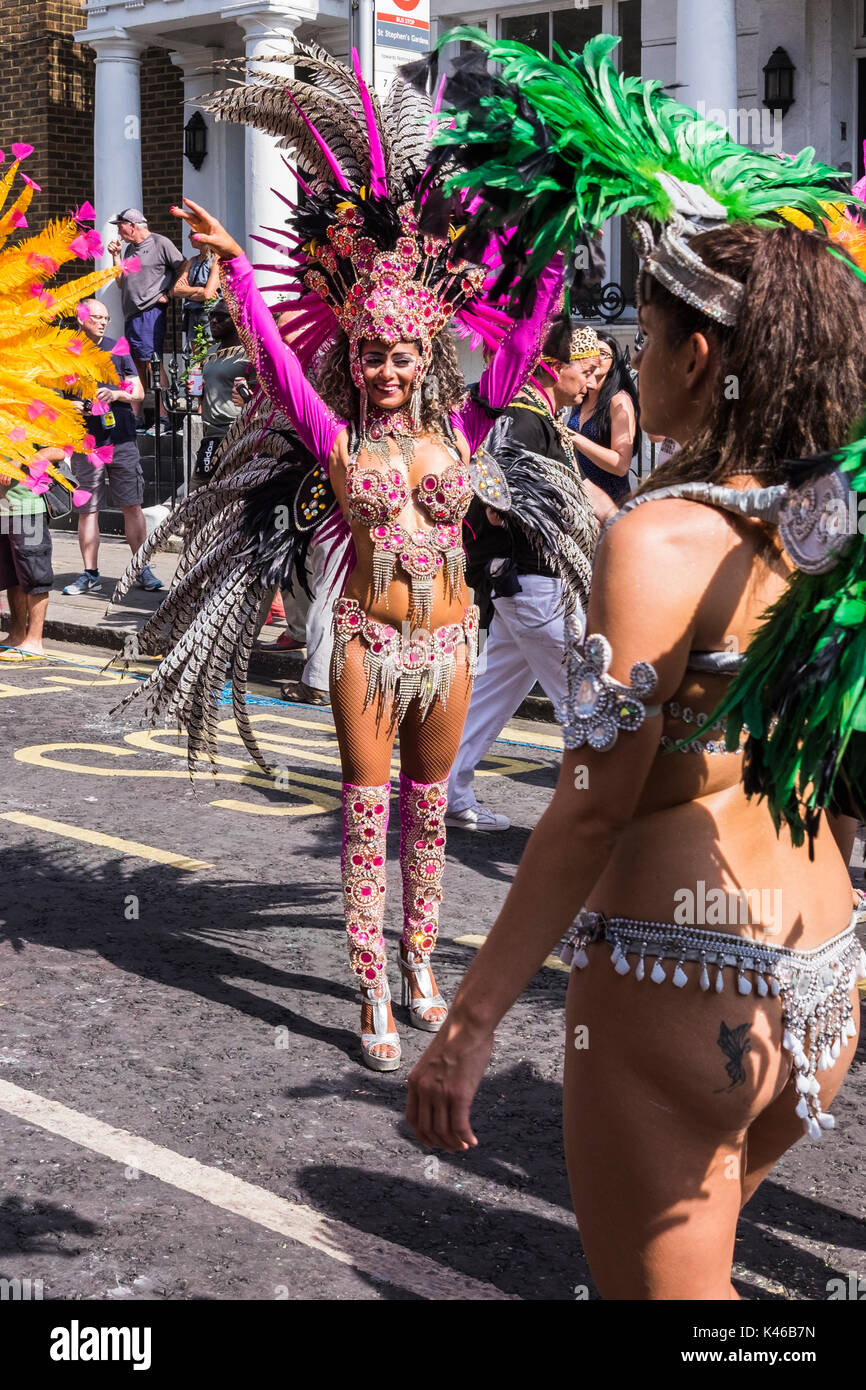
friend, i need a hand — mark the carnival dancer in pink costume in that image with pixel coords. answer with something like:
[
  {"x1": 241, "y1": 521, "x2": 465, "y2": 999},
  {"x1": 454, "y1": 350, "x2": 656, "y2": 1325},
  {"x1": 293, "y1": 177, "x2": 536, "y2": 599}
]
[{"x1": 113, "y1": 47, "x2": 598, "y2": 1070}]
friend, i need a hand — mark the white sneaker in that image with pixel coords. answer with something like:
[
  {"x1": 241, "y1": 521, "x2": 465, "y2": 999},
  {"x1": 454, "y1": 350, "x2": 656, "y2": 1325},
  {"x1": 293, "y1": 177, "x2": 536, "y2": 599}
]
[{"x1": 444, "y1": 802, "x2": 510, "y2": 831}]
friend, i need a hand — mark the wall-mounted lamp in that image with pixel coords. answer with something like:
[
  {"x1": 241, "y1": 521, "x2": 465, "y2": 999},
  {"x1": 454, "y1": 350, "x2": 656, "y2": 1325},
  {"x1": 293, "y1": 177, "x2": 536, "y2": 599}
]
[
  {"x1": 184, "y1": 111, "x2": 208, "y2": 171},
  {"x1": 763, "y1": 47, "x2": 795, "y2": 116}
]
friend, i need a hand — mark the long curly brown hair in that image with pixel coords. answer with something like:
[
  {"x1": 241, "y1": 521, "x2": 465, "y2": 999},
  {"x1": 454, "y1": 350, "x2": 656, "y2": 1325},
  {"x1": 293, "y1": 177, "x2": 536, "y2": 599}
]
[
  {"x1": 637, "y1": 222, "x2": 866, "y2": 495},
  {"x1": 315, "y1": 329, "x2": 466, "y2": 437}
]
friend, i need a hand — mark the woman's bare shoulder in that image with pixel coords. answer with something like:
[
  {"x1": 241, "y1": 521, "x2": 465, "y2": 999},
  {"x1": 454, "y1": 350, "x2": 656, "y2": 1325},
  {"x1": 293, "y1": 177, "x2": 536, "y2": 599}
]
[{"x1": 596, "y1": 491, "x2": 751, "y2": 601}]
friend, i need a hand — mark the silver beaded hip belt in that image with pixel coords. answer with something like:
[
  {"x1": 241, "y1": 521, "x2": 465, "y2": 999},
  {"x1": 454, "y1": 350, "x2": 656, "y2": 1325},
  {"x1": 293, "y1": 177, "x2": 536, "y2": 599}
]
[
  {"x1": 561, "y1": 910, "x2": 866, "y2": 1139},
  {"x1": 332, "y1": 596, "x2": 479, "y2": 722}
]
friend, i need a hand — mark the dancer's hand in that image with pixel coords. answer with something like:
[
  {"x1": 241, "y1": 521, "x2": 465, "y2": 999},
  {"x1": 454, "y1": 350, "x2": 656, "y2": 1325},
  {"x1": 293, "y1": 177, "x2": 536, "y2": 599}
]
[
  {"x1": 406, "y1": 1015, "x2": 494, "y2": 1152},
  {"x1": 171, "y1": 198, "x2": 243, "y2": 261}
]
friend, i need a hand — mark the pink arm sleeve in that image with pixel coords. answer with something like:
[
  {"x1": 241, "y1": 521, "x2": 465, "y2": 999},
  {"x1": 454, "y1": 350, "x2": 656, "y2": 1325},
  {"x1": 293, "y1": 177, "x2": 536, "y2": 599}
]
[
  {"x1": 451, "y1": 254, "x2": 564, "y2": 455},
  {"x1": 219, "y1": 253, "x2": 347, "y2": 466}
]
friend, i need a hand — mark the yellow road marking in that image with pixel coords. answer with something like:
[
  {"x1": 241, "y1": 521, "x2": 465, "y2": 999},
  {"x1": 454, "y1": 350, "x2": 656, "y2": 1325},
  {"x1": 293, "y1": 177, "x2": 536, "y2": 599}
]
[
  {"x1": 13, "y1": 741, "x2": 339, "y2": 817},
  {"x1": 455, "y1": 933, "x2": 569, "y2": 974},
  {"x1": 0, "y1": 680, "x2": 65, "y2": 699},
  {"x1": 0, "y1": 811, "x2": 212, "y2": 871}
]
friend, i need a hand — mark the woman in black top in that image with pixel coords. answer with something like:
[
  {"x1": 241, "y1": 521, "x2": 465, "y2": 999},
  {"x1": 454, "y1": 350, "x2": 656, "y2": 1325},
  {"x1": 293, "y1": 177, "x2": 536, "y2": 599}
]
[{"x1": 568, "y1": 331, "x2": 639, "y2": 505}]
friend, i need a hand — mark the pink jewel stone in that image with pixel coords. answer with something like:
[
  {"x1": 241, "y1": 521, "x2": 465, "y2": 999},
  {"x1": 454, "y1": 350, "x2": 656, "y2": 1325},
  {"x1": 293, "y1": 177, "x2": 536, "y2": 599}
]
[
  {"x1": 364, "y1": 967, "x2": 377, "y2": 980},
  {"x1": 423, "y1": 478, "x2": 435, "y2": 490},
  {"x1": 374, "y1": 803, "x2": 385, "y2": 814},
  {"x1": 418, "y1": 799, "x2": 429, "y2": 809},
  {"x1": 351, "y1": 853, "x2": 363, "y2": 865},
  {"x1": 360, "y1": 886, "x2": 373, "y2": 899},
  {"x1": 363, "y1": 827, "x2": 375, "y2": 838},
  {"x1": 362, "y1": 479, "x2": 372, "y2": 490},
  {"x1": 353, "y1": 801, "x2": 364, "y2": 813},
  {"x1": 360, "y1": 951, "x2": 373, "y2": 963},
  {"x1": 434, "y1": 836, "x2": 445, "y2": 847},
  {"x1": 356, "y1": 932, "x2": 369, "y2": 943},
  {"x1": 372, "y1": 854, "x2": 384, "y2": 866}
]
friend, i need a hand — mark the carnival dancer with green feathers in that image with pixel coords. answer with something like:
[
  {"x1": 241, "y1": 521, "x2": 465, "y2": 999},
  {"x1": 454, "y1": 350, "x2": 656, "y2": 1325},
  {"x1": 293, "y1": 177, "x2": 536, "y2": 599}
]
[{"x1": 407, "y1": 31, "x2": 866, "y2": 1299}]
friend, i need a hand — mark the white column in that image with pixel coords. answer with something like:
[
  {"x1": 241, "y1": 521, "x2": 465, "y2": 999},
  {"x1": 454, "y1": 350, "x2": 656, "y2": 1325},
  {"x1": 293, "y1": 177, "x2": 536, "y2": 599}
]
[
  {"x1": 676, "y1": 0, "x2": 738, "y2": 121},
  {"x1": 169, "y1": 47, "x2": 229, "y2": 233},
  {"x1": 233, "y1": 14, "x2": 300, "y2": 260},
  {"x1": 77, "y1": 31, "x2": 144, "y2": 334},
  {"x1": 86, "y1": 33, "x2": 144, "y2": 269}
]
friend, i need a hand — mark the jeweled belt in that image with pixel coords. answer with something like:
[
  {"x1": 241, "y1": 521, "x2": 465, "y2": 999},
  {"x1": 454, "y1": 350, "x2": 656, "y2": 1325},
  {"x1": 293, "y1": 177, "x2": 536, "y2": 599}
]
[{"x1": 332, "y1": 597, "x2": 479, "y2": 721}]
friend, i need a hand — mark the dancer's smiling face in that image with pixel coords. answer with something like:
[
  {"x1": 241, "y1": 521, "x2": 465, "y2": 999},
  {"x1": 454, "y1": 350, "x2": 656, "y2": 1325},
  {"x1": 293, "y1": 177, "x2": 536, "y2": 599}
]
[{"x1": 359, "y1": 340, "x2": 422, "y2": 411}]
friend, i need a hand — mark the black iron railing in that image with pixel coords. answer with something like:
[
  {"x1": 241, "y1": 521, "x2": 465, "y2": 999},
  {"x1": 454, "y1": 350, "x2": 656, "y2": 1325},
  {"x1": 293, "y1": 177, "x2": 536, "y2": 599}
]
[{"x1": 571, "y1": 280, "x2": 629, "y2": 322}]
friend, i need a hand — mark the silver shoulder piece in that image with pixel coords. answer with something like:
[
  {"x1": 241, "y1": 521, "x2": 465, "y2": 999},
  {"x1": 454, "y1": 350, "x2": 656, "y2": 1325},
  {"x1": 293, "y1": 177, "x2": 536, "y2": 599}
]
[
  {"x1": 777, "y1": 468, "x2": 853, "y2": 574},
  {"x1": 555, "y1": 634, "x2": 659, "y2": 751},
  {"x1": 604, "y1": 471, "x2": 854, "y2": 575}
]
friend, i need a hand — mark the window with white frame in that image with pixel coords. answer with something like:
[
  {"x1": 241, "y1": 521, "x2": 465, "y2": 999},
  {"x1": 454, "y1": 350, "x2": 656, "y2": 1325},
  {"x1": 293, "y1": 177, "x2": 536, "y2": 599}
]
[{"x1": 450, "y1": 1, "x2": 641, "y2": 315}]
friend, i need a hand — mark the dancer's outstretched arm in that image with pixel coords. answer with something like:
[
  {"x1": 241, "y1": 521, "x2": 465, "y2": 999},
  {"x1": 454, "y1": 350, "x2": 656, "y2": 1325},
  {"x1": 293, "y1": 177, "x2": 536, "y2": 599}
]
[
  {"x1": 406, "y1": 498, "x2": 708, "y2": 1152},
  {"x1": 452, "y1": 254, "x2": 564, "y2": 455},
  {"x1": 172, "y1": 199, "x2": 347, "y2": 468}
]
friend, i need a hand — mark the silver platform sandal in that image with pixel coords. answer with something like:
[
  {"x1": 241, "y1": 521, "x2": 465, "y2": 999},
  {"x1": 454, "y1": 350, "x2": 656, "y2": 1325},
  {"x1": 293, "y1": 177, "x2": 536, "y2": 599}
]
[
  {"x1": 360, "y1": 979, "x2": 402, "y2": 1071},
  {"x1": 398, "y1": 951, "x2": 449, "y2": 1032}
]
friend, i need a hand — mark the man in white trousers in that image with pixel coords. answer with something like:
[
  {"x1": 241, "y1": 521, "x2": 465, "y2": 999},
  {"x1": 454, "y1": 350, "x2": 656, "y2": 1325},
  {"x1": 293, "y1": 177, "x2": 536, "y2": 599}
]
[{"x1": 446, "y1": 322, "x2": 614, "y2": 831}]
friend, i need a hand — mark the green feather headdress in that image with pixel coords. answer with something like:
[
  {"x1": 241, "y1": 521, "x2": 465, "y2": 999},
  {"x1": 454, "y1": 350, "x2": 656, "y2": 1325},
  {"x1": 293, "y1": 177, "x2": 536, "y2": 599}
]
[
  {"x1": 413, "y1": 29, "x2": 866, "y2": 843},
  {"x1": 420, "y1": 29, "x2": 856, "y2": 299}
]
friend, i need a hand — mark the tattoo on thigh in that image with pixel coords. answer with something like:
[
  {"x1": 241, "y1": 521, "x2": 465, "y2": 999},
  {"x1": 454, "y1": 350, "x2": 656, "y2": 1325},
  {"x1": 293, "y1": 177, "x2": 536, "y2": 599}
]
[{"x1": 715, "y1": 1020, "x2": 752, "y2": 1092}]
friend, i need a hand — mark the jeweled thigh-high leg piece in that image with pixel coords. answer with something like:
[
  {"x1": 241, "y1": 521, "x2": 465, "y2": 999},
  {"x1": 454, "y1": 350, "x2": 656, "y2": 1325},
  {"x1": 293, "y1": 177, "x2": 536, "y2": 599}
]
[
  {"x1": 398, "y1": 773, "x2": 449, "y2": 1031},
  {"x1": 341, "y1": 782, "x2": 400, "y2": 1070}
]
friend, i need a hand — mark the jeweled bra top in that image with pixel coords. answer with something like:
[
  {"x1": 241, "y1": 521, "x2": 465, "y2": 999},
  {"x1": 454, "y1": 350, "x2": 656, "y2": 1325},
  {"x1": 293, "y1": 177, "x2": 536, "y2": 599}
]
[
  {"x1": 345, "y1": 453, "x2": 474, "y2": 629},
  {"x1": 346, "y1": 459, "x2": 474, "y2": 526}
]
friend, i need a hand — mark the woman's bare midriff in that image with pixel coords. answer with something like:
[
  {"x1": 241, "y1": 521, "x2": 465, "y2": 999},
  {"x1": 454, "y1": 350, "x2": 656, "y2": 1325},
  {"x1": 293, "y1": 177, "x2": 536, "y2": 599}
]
[{"x1": 335, "y1": 434, "x2": 472, "y2": 630}]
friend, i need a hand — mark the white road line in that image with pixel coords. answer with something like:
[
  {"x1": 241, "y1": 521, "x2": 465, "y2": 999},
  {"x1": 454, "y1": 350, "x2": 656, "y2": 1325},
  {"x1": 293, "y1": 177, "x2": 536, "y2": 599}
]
[{"x1": 0, "y1": 1079, "x2": 515, "y2": 1301}]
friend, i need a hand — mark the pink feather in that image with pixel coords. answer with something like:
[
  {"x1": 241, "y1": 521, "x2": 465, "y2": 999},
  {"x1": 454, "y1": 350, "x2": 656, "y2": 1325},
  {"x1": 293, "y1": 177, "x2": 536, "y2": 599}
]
[
  {"x1": 352, "y1": 49, "x2": 388, "y2": 199},
  {"x1": 285, "y1": 91, "x2": 350, "y2": 191}
]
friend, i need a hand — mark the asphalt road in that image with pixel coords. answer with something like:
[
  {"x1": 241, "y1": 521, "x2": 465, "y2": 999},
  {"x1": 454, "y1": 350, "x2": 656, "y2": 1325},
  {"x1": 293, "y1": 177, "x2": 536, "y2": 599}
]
[{"x1": 0, "y1": 640, "x2": 864, "y2": 1304}]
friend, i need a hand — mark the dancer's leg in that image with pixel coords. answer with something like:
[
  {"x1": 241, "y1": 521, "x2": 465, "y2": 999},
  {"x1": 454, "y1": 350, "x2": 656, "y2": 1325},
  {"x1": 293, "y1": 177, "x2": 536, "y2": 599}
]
[
  {"x1": 740, "y1": 987, "x2": 860, "y2": 1208},
  {"x1": 330, "y1": 639, "x2": 400, "y2": 1067},
  {"x1": 397, "y1": 651, "x2": 474, "y2": 1027}
]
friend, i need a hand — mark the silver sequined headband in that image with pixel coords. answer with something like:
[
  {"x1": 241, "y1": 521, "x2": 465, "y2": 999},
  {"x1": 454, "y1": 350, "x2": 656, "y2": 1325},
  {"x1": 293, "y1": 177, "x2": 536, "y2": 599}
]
[
  {"x1": 632, "y1": 174, "x2": 746, "y2": 327},
  {"x1": 634, "y1": 216, "x2": 745, "y2": 327}
]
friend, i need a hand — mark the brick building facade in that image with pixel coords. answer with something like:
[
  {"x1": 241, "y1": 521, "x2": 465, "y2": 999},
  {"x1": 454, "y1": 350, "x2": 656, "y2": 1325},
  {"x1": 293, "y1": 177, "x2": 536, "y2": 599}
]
[{"x1": 0, "y1": 0, "x2": 182, "y2": 246}]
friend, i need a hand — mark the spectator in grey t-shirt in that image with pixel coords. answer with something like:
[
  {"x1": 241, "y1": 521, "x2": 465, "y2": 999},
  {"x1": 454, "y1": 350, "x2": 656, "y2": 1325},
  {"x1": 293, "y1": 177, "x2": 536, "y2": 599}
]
[{"x1": 107, "y1": 207, "x2": 184, "y2": 426}]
